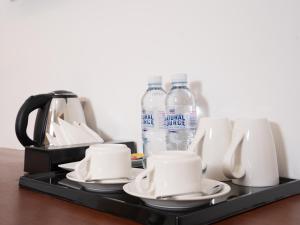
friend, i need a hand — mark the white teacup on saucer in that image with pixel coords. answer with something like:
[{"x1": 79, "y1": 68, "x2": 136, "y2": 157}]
[
  {"x1": 74, "y1": 144, "x2": 132, "y2": 182},
  {"x1": 135, "y1": 151, "x2": 203, "y2": 198}
]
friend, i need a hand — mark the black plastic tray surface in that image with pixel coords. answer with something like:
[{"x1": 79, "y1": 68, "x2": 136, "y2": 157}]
[{"x1": 19, "y1": 172, "x2": 300, "y2": 225}]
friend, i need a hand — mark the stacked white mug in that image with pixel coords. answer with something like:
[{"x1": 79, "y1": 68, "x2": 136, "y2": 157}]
[
  {"x1": 223, "y1": 118, "x2": 279, "y2": 187},
  {"x1": 188, "y1": 117, "x2": 232, "y2": 181}
]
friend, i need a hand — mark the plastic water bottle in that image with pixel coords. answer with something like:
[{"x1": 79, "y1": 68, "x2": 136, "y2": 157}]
[
  {"x1": 141, "y1": 76, "x2": 167, "y2": 166},
  {"x1": 165, "y1": 73, "x2": 197, "y2": 150}
]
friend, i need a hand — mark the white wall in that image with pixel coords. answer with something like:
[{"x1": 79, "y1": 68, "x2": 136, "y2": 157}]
[{"x1": 0, "y1": 0, "x2": 299, "y2": 178}]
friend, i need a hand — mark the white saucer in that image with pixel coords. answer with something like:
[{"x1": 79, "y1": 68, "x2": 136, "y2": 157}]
[
  {"x1": 123, "y1": 178, "x2": 231, "y2": 211},
  {"x1": 59, "y1": 161, "x2": 79, "y2": 171},
  {"x1": 59, "y1": 160, "x2": 143, "y2": 171},
  {"x1": 66, "y1": 168, "x2": 143, "y2": 193}
]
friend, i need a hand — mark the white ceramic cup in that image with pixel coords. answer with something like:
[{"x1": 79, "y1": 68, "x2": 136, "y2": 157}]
[
  {"x1": 74, "y1": 144, "x2": 131, "y2": 181},
  {"x1": 135, "y1": 151, "x2": 203, "y2": 197},
  {"x1": 223, "y1": 118, "x2": 279, "y2": 187},
  {"x1": 188, "y1": 117, "x2": 232, "y2": 181}
]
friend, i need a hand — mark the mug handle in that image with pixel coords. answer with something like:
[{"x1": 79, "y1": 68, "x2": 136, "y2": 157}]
[
  {"x1": 75, "y1": 155, "x2": 92, "y2": 181},
  {"x1": 188, "y1": 129, "x2": 207, "y2": 171},
  {"x1": 135, "y1": 166, "x2": 155, "y2": 194},
  {"x1": 223, "y1": 132, "x2": 246, "y2": 179}
]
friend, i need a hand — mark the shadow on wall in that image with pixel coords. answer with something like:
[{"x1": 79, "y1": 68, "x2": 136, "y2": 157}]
[
  {"x1": 190, "y1": 81, "x2": 209, "y2": 118},
  {"x1": 80, "y1": 97, "x2": 112, "y2": 141},
  {"x1": 165, "y1": 80, "x2": 209, "y2": 119},
  {"x1": 270, "y1": 122, "x2": 288, "y2": 177}
]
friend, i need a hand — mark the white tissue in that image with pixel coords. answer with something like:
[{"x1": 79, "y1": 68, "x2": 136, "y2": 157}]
[
  {"x1": 73, "y1": 122, "x2": 104, "y2": 143},
  {"x1": 46, "y1": 119, "x2": 104, "y2": 146}
]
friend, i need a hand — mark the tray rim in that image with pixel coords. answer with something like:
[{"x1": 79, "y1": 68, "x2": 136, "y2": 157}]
[{"x1": 19, "y1": 172, "x2": 300, "y2": 225}]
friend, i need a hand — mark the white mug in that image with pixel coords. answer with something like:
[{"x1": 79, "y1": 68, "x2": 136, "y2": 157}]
[
  {"x1": 189, "y1": 117, "x2": 232, "y2": 181},
  {"x1": 135, "y1": 151, "x2": 203, "y2": 197},
  {"x1": 223, "y1": 118, "x2": 279, "y2": 187},
  {"x1": 75, "y1": 144, "x2": 131, "y2": 181}
]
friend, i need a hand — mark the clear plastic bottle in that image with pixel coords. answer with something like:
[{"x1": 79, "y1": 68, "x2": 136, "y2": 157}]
[
  {"x1": 165, "y1": 73, "x2": 197, "y2": 150},
  {"x1": 141, "y1": 76, "x2": 167, "y2": 165}
]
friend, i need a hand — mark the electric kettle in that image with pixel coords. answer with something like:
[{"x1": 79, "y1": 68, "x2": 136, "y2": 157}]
[{"x1": 15, "y1": 90, "x2": 86, "y2": 147}]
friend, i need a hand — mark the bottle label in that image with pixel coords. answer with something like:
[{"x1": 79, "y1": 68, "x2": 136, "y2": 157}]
[
  {"x1": 142, "y1": 110, "x2": 165, "y2": 130},
  {"x1": 142, "y1": 111, "x2": 154, "y2": 128},
  {"x1": 166, "y1": 108, "x2": 197, "y2": 131}
]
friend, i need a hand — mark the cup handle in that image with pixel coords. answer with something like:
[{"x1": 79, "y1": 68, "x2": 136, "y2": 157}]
[
  {"x1": 135, "y1": 166, "x2": 155, "y2": 194},
  {"x1": 74, "y1": 155, "x2": 92, "y2": 181},
  {"x1": 188, "y1": 129, "x2": 207, "y2": 171},
  {"x1": 223, "y1": 132, "x2": 246, "y2": 179}
]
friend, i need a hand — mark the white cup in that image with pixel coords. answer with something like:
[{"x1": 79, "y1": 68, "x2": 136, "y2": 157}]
[
  {"x1": 223, "y1": 118, "x2": 279, "y2": 187},
  {"x1": 135, "y1": 151, "x2": 203, "y2": 197},
  {"x1": 188, "y1": 117, "x2": 232, "y2": 181},
  {"x1": 74, "y1": 144, "x2": 131, "y2": 181}
]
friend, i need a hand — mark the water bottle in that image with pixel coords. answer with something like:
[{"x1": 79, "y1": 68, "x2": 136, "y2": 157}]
[
  {"x1": 141, "y1": 76, "x2": 167, "y2": 166},
  {"x1": 166, "y1": 73, "x2": 197, "y2": 150}
]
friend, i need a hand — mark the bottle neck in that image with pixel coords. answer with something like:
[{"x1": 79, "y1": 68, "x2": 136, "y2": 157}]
[
  {"x1": 148, "y1": 83, "x2": 163, "y2": 90},
  {"x1": 171, "y1": 82, "x2": 188, "y2": 88}
]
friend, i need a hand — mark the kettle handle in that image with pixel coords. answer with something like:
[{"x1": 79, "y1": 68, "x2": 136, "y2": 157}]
[{"x1": 15, "y1": 94, "x2": 52, "y2": 146}]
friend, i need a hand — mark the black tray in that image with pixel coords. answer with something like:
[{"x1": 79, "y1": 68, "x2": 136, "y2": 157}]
[{"x1": 19, "y1": 171, "x2": 300, "y2": 225}]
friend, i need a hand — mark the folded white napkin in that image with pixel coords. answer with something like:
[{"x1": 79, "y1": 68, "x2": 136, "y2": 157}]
[{"x1": 46, "y1": 119, "x2": 104, "y2": 146}]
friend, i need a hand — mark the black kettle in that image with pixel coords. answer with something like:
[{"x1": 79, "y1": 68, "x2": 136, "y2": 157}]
[{"x1": 15, "y1": 90, "x2": 86, "y2": 147}]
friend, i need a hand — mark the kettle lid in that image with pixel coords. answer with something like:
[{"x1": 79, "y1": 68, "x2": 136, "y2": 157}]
[{"x1": 51, "y1": 90, "x2": 78, "y2": 98}]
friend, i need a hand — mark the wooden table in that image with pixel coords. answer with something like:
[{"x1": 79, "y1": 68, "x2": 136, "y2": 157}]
[{"x1": 1, "y1": 148, "x2": 300, "y2": 225}]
